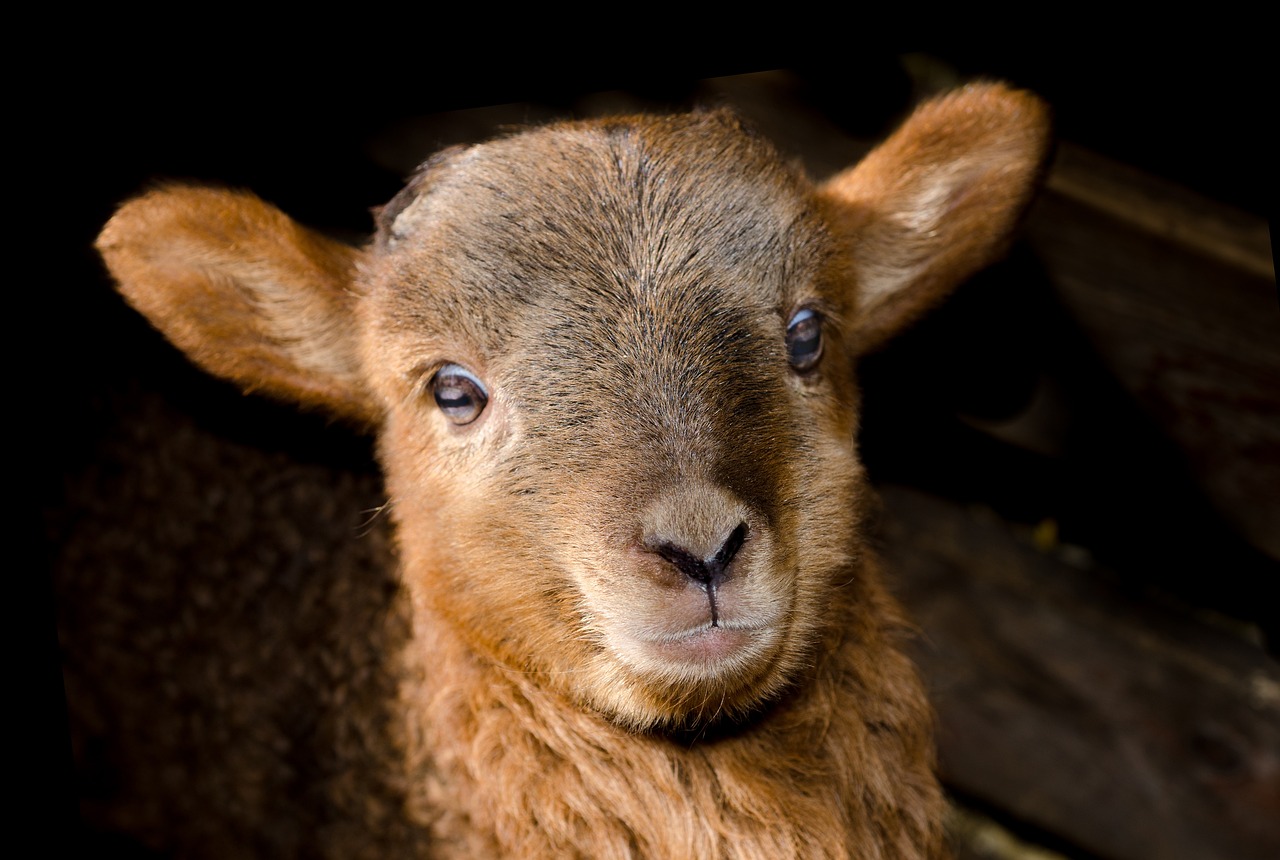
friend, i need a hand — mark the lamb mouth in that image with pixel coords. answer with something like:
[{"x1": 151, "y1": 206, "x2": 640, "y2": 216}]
[
  {"x1": 646, "y1": 625, "x2": 752, "y2": 664},
  {"x1": 634, "y1": 619, "x2": 779, "y2": 670}
]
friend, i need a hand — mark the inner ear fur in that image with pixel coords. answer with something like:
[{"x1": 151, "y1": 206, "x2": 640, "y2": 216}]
[
  {"x1": 818, "y1": 82, "x2": 1051, "y2": 355},
  {"x1": 96, "y1": 185, "x2": 379, "y2": 425}
]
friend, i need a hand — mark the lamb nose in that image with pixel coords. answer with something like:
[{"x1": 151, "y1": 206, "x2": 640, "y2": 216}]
[{"x1": 655, "y1": 522, "x2": 749, "y2": 586}]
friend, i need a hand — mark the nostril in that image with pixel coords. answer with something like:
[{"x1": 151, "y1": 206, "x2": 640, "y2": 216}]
[
  {"x1": 713, "y1": 522, "x2": 748, "y2": 571},
  {"x1": 654, "y1": 521, "x2": 750, "y2": 587},
  {"x1": 654, "y1": 542, "x2": 707, "y2": 584}
]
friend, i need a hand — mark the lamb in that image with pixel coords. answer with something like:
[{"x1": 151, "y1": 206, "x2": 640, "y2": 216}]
[{"x1": 82, "y1": 82, "x2": 1049, "y2": 858}]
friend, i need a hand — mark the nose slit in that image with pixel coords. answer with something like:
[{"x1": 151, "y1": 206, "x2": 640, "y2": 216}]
[
  {"x1": 713, "y1": 522, "x2": 748, "y2": 571},
  {"x1": 654, "y1": 522, "x2": 749, "y2": 627}
]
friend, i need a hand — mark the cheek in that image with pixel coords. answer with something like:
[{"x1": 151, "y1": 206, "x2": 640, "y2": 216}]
[
  {"x1": 805, "y1": 348, "x2": 862, "y2": 449},
  {"x1": 380, "y1": 405, "x2": 593, "y2": 669},
  {"x1": 378, "y1": 408, "x2": 499, "y2": 598},
  {"x1": 778, "y1": 373, "x2": 868, "y2": 567}
]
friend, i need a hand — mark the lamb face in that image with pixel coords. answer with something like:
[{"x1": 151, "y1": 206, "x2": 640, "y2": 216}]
[
  {"x1": 361, "y1": 112, "x2": 863, "y2": 729},
  {"x1": 92, "y1": 82, "x2": 1049, "y2": 858}
]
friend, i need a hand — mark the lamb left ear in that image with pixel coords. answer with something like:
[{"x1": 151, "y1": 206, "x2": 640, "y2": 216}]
[
  {"x1": 96, "y1": 185, "x2": 379, "y2": 425},
  {"x1": 818, "y1": 82, "x2": 1051, "y2": 354}
]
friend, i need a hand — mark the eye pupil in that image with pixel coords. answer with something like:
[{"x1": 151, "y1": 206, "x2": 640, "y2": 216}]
[
  {"x1": 431, "y1": 364, "x2": 489, "y2": 424},
  {"x1": 786, "y1": 308, "x2": 823, "y2": 372}
]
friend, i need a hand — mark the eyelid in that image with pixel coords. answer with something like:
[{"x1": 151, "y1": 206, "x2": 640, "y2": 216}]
[
  {"x1": 789, "y1": 307, "x2": 818, "y2": 326},
  {"x1": 434, "y1": 363, "x2": 487, "y2": 393}
]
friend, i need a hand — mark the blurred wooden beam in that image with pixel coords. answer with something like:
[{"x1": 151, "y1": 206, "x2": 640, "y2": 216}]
[
  {"x1": 1044, "y1": 142, "x2": 1273, "y2": 281},
  {"x1": 1024, "y1": 146, "x2": 1279, "y2": 560},
  {"x1": 880, "y1": 485, "x2": 1280, "y2": 860}
]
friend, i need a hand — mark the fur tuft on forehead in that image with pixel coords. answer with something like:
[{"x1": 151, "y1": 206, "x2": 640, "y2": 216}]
[{"x1": 373, "y1": 109, "x2": 821, "y2": 301}]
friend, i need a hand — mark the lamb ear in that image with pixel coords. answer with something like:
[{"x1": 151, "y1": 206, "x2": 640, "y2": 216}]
[
  {"x1": 818, "y1": 83, "x2": 1050, "y2": 355},
  {"x1": 96, "y1": 185, "x2": 379, "y2": 425}
]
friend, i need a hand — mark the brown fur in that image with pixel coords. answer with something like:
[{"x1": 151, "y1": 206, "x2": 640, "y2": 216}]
[{"x1": 86, "y1": 83, "x2": 1049, "y2": 858}]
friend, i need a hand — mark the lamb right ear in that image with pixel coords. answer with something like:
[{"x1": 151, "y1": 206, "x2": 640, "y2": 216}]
[
  {"x1": 96, "y1": 185, "x2": 380, "y2": 425},
  {"x1": 818, "y1": 83, "x2": 1051, "y2": 355}
]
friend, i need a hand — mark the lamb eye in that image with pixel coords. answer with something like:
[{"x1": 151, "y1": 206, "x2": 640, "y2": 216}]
[
  {"x1": 431, "y1": 364, "x2": 489, "y2": 425},
  {"x1": 786, "y1": 308, "x2": 823, "y2": 372}
]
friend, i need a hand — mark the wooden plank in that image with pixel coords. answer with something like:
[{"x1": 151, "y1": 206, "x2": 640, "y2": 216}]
[
  {"x1": 1021, "y1": 154, "x2": 1280, "y2": 561},
  {"x1": 879, "y1": 484, "x2": 1280, "y2": 860},
  {"x1": 1044, "y1": 142, "x2": 1273, "y2": 282}
]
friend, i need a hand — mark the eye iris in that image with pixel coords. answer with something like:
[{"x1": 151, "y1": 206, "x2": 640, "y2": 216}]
[
  {"x1": 786, "y1": 309, "x2": 822, "y2": 371},
  {"x1": 431, "y1": 364, "x2": 488, "y2": 424}
]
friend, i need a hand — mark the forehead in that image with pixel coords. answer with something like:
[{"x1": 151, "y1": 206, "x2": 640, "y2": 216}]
[{"x1": 374, "y1": 111, "x2": 824, "y2": 341}]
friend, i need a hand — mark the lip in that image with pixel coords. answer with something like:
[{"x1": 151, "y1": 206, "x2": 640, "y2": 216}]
[{"x1": 640, "y1": 623, "x2": 761, "y2": 667}]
